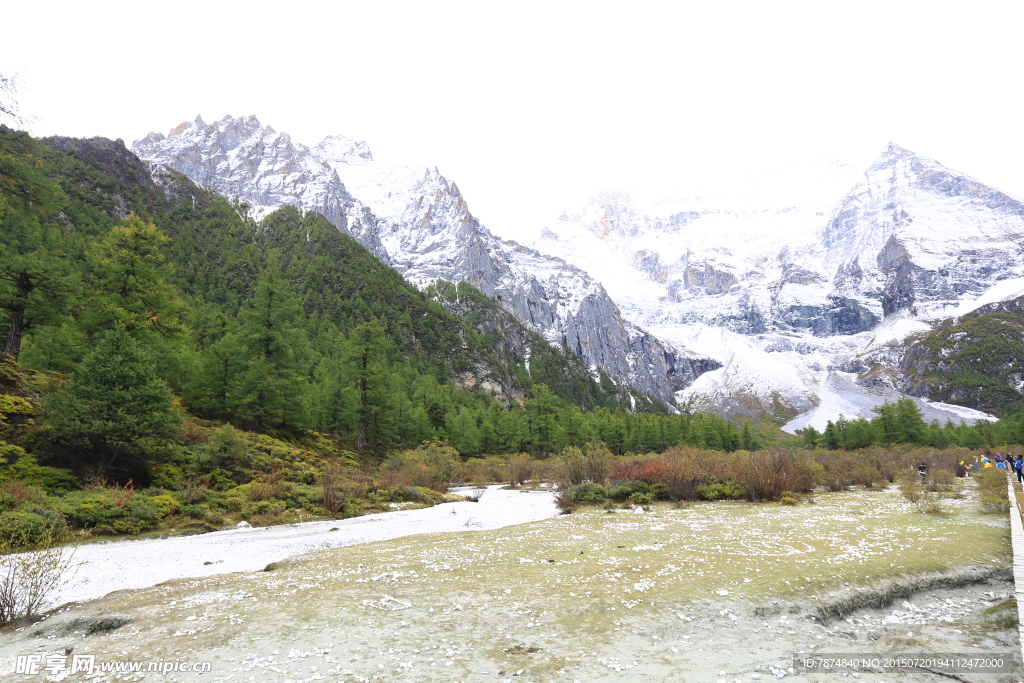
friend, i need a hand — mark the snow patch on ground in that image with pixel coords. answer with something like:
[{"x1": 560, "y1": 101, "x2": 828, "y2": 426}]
[{"x1": 52, "y1": 486, "x2": 557, "y2": 609}]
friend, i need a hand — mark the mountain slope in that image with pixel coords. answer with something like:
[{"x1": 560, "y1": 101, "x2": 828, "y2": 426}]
[
  {"x1": 31, "y1": 134, "x2": 629, "y2": 414},
  {"x1": 133, "y1": 116, "x2": 714, "y2": 402}
]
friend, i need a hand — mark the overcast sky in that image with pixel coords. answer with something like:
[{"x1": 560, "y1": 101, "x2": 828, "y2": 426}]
[{"x1": 2, "y1": 0, "x2": 1022, "y2": 240}]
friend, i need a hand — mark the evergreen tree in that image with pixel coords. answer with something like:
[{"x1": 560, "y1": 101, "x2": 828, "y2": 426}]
[
  {"x1": 235, "y1": 250, "x2": 310, "y2": 430},
  {"x1": 893, "y1": 397, "x2": 927, "y2": 444},
  {"x1": 526, "y1": 384, "x2": 559, "y2": 456},
  {"x1": 81, "y1": 215, "x2": 186, "y2": 342},
  {"x1": 799, "y1": 425, "x2": 821, "y2": 449},
  {"x1": 449, "y1": 406, "x2": 482, "y2": 455},
  {"x1": 185, "y1": 322, "x2": 247, "y2": 419},
  {"x1": 44, "y1": 327, "x2": 181, "y2": 475},
  {"x1": 0, "y1": 129, "x2": 71, "y2": 360},
  {"x1": 344, "y1": 320, "x2": 392, "y2": 449}
]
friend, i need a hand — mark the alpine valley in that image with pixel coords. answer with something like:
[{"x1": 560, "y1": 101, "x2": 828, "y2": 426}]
[{"x1": 134, "y1": 116, "x2": 1024, "y2": 429}]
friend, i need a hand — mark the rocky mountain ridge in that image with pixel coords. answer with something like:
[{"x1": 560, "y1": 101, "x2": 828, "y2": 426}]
[
  {"x1": 531, "y1": 145, "x2": 1024, "y2": 426},
  {"x1": 133, "y1": 116, "x2": 709, "y2": 402},
  {"x1": 134, "y1": 117, "x2": 1024, "y2": 426}
]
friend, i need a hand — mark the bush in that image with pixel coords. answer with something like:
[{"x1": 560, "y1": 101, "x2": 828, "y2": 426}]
[
  {"x1": 975, "y1": 469, "x2": 1009, "y2": 513},
  {"x1": 0, "y1": 510, "x2": 66, "y2": 547},
  {"x1": 555, "y1": 443, "x2": 611, "y2": 487},
  {"x1": 0, "y1": 480, "x2": 42, "y2": 510},
  {"x1": 51, "y1": 490, "x2": 160, "y2": 535},
  {"x1": 252, "y1": 500, "x2": 284, "y2": 516},
  {"x1": 607, "y1": 481, "x2": 650, "y2": 502},
  {"x1": 695, "y1": 481, "x2": 745, "y2": 501},
  {"x1": 147, "y1": 494, "x2": 180, "y2": 518},
  {"x1": 632, "y1": 492, "x2": 654, "y2": 505},
  {"x1": 0, "y1": 527, "x2": 77, "y2": 625},
  {"x1": 779, "y1": 496, "x2": 799, "y2": 506},
  {"x1": 730, "y1": 449, "x2": 820, "y2": 501},
  {"x1": 554, "y1": 488, "x2": 576, "y2": 514},
  {"x1": 569, "y1": 482, "x2": 608, "y2": 504},
  {"x1": 506, "y1": 454, "x2": 534, "y2": 487},
  {"x1": 0, "y1": 444, "x2": 76, "y2": 493},
  {"x1": 383, "y1": 441, "x2": 461, "y2": 491},
  {"x1": 180, "y1": 504, "x2": 206, "y2": 519}
]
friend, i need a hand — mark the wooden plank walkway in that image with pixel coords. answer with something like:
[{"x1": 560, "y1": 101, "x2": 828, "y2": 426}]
[{"x1": 1005, "y1": 474, "x2": 1024, "y2": 666}]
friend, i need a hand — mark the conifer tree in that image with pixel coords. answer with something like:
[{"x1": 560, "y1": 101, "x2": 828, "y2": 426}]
[
  {"x1": 526, "y1": 384, "x2": 558, "y2": 456},
  {"x1": 44, "y1": 326, "x2": 181, "y2": 475},
  {"x1": 344, "y1": 320, "x2": 391, "y2": 450},
  {"x1": 236, "y1": 250, "x2": 310, "y2": 430},
  {"x1": 82, "y1": 215, "x2": 186, "y2": 342},
  {"x1": 0, "y1": 129, "x2": 71, "y2": 361}
]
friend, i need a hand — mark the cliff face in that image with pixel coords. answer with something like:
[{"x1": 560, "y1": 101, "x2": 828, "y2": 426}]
[
  {"x1": 134, "y1": 116, "x2": 712, "y2": 403},
  {"x1": 820, "y1": 143, "x2": 1024, "y2": 322},
  {"x1": 528, "y1": 146, "x2": 1024, "y2": 425}
]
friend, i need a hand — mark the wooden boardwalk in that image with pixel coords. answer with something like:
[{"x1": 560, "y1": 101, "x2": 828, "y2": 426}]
[{"x1": 1006, "y1": 474, "x2": 1024, "y2": 666}]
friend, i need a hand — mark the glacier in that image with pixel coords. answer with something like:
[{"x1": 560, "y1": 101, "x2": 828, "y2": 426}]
[{"x1": 530, "y1": 145, "x2": 1024, "y2": 428}]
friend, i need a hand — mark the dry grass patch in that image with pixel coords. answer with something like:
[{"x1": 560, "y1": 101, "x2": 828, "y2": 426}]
[{"x1": 1, "y1": 484, "x2": 1011, "y2": 681}]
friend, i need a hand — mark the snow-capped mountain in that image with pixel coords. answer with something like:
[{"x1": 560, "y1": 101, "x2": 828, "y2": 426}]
[
  {"x1": 530, "y1": 144, "x2": 1024, "y2": 428},
  {"x1": 133, "y1": 116, "x2": 713, "y2": 402},
  {"x1": 134, "y1": 116, "x2": 1024, "y2": 428}
]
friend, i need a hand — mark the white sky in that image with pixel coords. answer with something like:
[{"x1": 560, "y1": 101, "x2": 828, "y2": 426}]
[{"x1": 2, "y1": 0, "x2": 1023, "y2": 241}]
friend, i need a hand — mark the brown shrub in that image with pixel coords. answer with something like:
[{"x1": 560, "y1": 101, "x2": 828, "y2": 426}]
[
  {"x1": 659, "y1": 448, "x2": 712, "y2": 501},
  {"x1": 609, "y1": 455, "x2": 667, "y2": 485},
  {"x1": 554, "y1": 443, "x2": 611, "y2": 487},
  {"x1": 506, "y1": 454, "x2": 534, "y2": 487},
  {"x1": 110, "y1": 479, "x2": 135, "y2": 508},
  {"x1": 730, "y1": 448, "x2": 821, "y2": 501},
  {"x1": 317, "y1": 459, "x2": 350, "y2": 514},
  {"x1": 0, "y1": 480, "x2": 40, "y2": 507},
  {"x1": 250, "y1": 470, "x2": 288, "y2": 501},
  {"x1": 181, "y1": 417, "x2": 210, "y2": 445}
]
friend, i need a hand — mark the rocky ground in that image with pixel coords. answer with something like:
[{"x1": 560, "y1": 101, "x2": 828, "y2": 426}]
[{"x1": 0, "y1": 485, "x2": 1019, "y2": 682}]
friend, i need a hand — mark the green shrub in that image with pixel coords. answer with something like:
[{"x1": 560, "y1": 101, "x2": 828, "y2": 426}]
[
  {"x1": 51, "y1": 490, "x2": 160, "y2": 534},
  {"x1": 779, "y1": 496, "x2": 799, "y2": 506},
  {"x1": 147, "y1": 494, "x2": 180, "y2": 518},
  {"x1": 607, "y1": 485, "x2": 633, "y2": 502},
  {"x1": 149, "y1": 464, "x2": 185, "y2": 490},
  {"x1": 0, "y1": 444, "x2": 76, "y2": 493},
  {"x1": 180, "y1": 504, "x2": 206, "y2": 519},
  {"x1": 632, "y1": 492, "x2": 654, "y2": 505},
  {"x1": 975, "y1": 469, "x2": 1009, "y2": 513},
  {"x1": 340, "y1": 500, "x2": 361, "y2": 518},
  {"x1": 696, "y1": 481, "x2": 745, "y2": 501},
  {"x1": 252, "y1": 500, "x2": 283, "y2": 516},
  {"x1": 223, "y1": 496, "x2": 245, "y2": 512},
  {"x1": 0, "y1": 510, "x2": 66, "y2": 547},
  {"x1": 569, "y1": 482, "x2": 608, "y2": 504},
  {"x1": 607, "y1": 480, "x2": 651, "y2": 501},
  {"x1": 205, "y1": 468, "x2": 237, "y2": 492}
]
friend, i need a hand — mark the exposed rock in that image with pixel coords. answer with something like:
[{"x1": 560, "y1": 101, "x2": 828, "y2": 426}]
[{"x1": 133, "y1": 116, "x2": 714, "y2": 402}]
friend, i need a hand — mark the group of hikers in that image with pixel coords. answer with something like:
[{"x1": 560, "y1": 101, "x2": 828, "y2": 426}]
[{"x1": 967, "y1": 452, "x2": 1024, "y2": 482}]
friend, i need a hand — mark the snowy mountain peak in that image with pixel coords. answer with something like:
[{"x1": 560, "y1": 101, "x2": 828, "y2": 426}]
[
  {"x1": 133, "y1": 115, "x2": 701, "y2": 402},
  {"x1": 534, "y1": 143, "x2": 1024, "y2": 425},
  {"x1": 314, "y1": 134, "x2": 374, "y2": 164}
]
